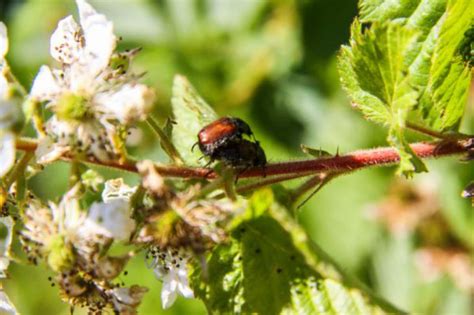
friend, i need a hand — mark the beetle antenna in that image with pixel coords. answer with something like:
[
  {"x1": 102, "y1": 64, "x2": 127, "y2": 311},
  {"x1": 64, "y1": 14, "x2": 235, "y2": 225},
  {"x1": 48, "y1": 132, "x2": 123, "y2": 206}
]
[{"x1": 191, "y1": 142, "x2": 199, "y2": 152}]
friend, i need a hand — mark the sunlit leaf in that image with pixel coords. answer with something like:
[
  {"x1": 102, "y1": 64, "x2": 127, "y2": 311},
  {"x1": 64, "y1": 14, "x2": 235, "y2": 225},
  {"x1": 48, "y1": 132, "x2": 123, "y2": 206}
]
[
  {"x1": 300, "y1": 144, "x2": 332, "y2": 158},
  {"x1": 170, "y1": 75, "x2": 218, "y2": 166},
  {"x1": 192, "y1": 190, "x2": 402, "y2": 314},
  {"x1": 357, "y1": 0, "x2": 473, "y2": 131},
  {"x1": 338, "y1": 21, "x2": 425, "y2": 176}
]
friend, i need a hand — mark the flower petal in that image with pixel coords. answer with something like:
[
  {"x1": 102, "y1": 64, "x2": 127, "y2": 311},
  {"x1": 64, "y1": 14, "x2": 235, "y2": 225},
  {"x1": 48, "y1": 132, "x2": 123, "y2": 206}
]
[
  {"x1": 0, "y1": 132, "x2": 15, "y2": 177},
  {"x1": 30, "y1": 66, "x2": 62, "y2": 102},
  {"x1": 0, "y1": 22, "x2": 8, "y2": 58},
  {"x1": 0, "y1": 216, "x2": 14, "y2": 278},
  {"x1": 35, "y1": 136, "x2": 69, "y2": 164},
  {"x1": 50, "y1": 16, "x2": 83, "y2": 64},
  {"x1": 161, "y1": 280, "x2": 178, "y2": 309},
  {"x1": 0, "y1": 290, "x2": 16, "y2": 315},
  {"x1": 95, "y1": 83, "x2": 155, "y2": 124},
  {"x1": 177, "y1": 279, "x2": 194, "y2": 299},
  {"x1": 0, "y1": 74, "x2": 7, "y2": 99},
  {"x1": 87, "y1": 199, "x2": 135, "y2": 241},
  {"x1": 76, "y1": 0, "x2": 116, "y2": 74}
]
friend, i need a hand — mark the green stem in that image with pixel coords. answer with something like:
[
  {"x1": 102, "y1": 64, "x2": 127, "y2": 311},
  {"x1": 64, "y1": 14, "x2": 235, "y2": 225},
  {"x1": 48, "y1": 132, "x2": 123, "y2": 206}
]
[
  {"x1": 290, "y1": 174, "x2": 326, "y2": 203},
  {"x1": 293, "y1": 172, "x2": 342, "y2": 209},
  {"x1": 68, "y1": 160, "x2": 82, "y2": 188},
  {"x1": 196, "y1": 177, "x2": 225, "y2": 198},
  {"x1": 146, "y1": 116, "x2": 184, "y2": 165},
  {"x1": 4, "y1": 65, "x2": 27, "y2": 97},
  {"x1": 223, "y1": 168, "x2": 237, "y2": 201},
  {"x1": 405, "y1": 121, "x2": 470, "y2": 140},
  {"x1": 4, "y1": 151, "x2": 34, "y2": 189}
]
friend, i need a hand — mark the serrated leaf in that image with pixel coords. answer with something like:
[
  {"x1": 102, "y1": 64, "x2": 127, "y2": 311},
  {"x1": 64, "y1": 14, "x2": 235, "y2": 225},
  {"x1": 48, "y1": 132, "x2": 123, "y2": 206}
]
[
  {"x1": 338, "y1": 22, "x2": 425, "y2": 176},
  {"x1": 357, "y1": 0, "x2": 473, "y2": 131},
  {"x1": 193, "y1": 190, "x2": 401, "y2": 315},
  {"x1": 170, "y1": 75, "x2": 218, "y2": 166},
  {"x1": 359, "y1": 0, "x2": 419, "y2": 22},
  {"x1": 424, "y1": 0, "x2": 473, "y2": 130}
]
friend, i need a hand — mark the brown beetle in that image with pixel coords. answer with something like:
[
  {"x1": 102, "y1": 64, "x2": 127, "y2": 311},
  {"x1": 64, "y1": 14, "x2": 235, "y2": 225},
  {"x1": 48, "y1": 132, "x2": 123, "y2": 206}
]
[
  {"x1": 194, "y1": 117, "x2": 254, "y2": 158},
  {"x1": 193, "y1": 117, "x2": 266, "y2": 172}
]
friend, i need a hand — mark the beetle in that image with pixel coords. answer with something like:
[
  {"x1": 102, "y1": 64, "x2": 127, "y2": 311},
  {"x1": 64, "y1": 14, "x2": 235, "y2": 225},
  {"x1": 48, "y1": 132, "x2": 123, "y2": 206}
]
[
  {"x1": 193, "y1": 117, "x2": 267, "y2": 175},
  {"x1": 194, "y1": 117, "x2": 254, "y2": 158},
  {"x1": 213, "y1": 139, "x2": 267, "y2": 170}
]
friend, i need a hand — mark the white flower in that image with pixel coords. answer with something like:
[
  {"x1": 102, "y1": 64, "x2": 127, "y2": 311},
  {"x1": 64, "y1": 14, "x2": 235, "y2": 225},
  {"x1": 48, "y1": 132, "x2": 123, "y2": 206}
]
[
  {"x1": 0, "y1": 132, "x2": 15, "y2": 177},
  {"x1": 149, "y1": 248, "x2": 194, "y2": 309},
  {"x1": 0, "y1": 22, "x2": 8, "y2": 60},
  {"x1": 21, "y1": 186, "x2": 111, "y2": 266},
  {"x1": 0, "y1": 217, "x2": 14, "y2": 278},
  {"x1": 82, "y1": 179, "x2": 136, "y2": 241},
  {"x1": 86, "y1": 199, "x2": 135, "y2": 241},
  {"x1": 0, "y1": 290, "x2": 16, "y2": 315},
  {"x1": 30, "y1": 0, "x2": 155, "y2": 163},
  {"x1": 0, "y1": 22, "x2": 7, "y2": 99},
  {"x1": 0, "y1": 23, "x2": 16, "y2": 178},
  {"x1": 50, "y1": 0, "x2": 115, "y2": 74}
]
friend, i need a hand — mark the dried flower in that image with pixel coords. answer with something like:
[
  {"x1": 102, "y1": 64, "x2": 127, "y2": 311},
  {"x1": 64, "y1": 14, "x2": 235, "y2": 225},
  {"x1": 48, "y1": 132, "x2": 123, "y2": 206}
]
[
  {"x1": 415, "y1": 247, "x2": 474, "y2": 291},
  {"x1": 367, "y1": 178, "x2": 440, "y2": 236}
]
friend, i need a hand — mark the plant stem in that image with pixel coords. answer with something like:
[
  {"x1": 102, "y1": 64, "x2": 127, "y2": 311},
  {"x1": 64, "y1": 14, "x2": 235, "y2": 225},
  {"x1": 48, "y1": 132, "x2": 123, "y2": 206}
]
[
  {"x1": 4, "y1": 151, "x2": 34, "y2": 189},
  {"x1": 405, "y1": 122, "x2": 470, "y2": 139},
  {"x1": 294, "y1": 172, "x2": 342, "y2": 209},
  {"x1": 146, "y1": 116, "x2": 184, "y2": 165},
  {"x1": 290, "y1": 174, "x2": 326, "y2": 203},
  {"x1": 68, "y1": 160, "x2": 82, "y2": 188},
  {"x1": 223, "y1": 169, "x2": 237, "y2": 201},
  {"x1": 236, "y1": 173, "x2": 308, "y2": 194},
  {"x1": 16, "y1": 137, "x2": 473, "y2": 179}
]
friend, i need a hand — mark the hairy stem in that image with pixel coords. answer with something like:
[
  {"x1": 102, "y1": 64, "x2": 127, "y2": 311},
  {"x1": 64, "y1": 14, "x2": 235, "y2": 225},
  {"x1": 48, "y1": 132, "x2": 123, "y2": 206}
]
[{"x1": 16, "y1": 137, "x2": 473, "y2": 179}]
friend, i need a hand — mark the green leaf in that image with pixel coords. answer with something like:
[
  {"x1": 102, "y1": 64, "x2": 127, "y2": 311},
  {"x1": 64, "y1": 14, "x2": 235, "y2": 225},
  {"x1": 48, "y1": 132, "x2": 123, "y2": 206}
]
[
  {"x1": 192, "y1": 190, "x2": 402, "y2": 314},
  {"x1": 170, "y1": 75, "x2": 218, "y2": 166},
  {"x1": 356, "y1": 0, "x2": 473, "y2": 131},
  {"x1": 300, "y1": 144, "x2": 333, "y2": 158},
  {"x1": 423, "y1": 0, "x2": 473, "y2": 130},
  {"x1": 359, "y1": 0, "x2": 420, "y2": 22},
  {"x1": 338, "y1": 21, "x2": 425, "y2": 176}
]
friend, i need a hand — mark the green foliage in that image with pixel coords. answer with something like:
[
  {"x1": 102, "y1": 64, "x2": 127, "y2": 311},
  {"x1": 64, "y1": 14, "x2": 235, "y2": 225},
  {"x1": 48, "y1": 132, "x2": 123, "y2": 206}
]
[
  {"x1": 338, "y1": 0, "x2": 473, "y2": 176},
  {"x1": 300, "y1": 144, "x2": 333, "y2": 158},
  {"x1": 423, "y1": 0, "x2": 473, "y2": 130},
  {"x1": 338, "y1": 22, "x2": 425, "y2": 176},
  {"x1": 170, "y1": 75, "x2": 218, "y2": 166},
  {"x1": 192, "y1": 189, "x2": 398, "y2": 315}
]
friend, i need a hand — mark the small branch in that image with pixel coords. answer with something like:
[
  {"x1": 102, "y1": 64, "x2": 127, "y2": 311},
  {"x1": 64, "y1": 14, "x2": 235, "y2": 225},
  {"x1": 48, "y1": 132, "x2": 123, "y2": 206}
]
[
  {"x1": 16, "y1": 137, "x2": 473, "y2": 180},
  {"x1": 236, "y1": 173, "x2": 309, "y2": 194},
  {"x1": 290, "y1": 174, "x2": 327, "y2": 203},
  {"x1": 405, "y1": 122, "x2": 469, "y2": 140},
  {"x1": 294, "y1": 172, "x2": 342, "y2": 209},
  {"x1": 146, "y1": 116, "x2": 184, "y2": 165},
  {"x1": 4, "y1": 151, "x2": 34, "y2": 189}
]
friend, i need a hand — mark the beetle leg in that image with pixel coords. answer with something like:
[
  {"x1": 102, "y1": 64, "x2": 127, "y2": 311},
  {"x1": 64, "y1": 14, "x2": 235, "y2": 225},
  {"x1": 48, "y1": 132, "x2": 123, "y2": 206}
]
[{"x1": 235, "y1": 166, "x2": 250, "y2": 184}]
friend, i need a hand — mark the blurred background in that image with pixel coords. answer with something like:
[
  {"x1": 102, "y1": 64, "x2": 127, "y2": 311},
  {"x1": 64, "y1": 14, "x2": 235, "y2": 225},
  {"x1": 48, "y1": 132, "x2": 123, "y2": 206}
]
[{"x1": 1, "y1": 0, "x2": 473, "y2": 314}]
